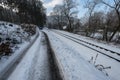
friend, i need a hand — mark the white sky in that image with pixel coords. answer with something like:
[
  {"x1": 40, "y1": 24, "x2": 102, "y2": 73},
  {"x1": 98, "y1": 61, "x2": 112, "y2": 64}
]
[
  {"x1": 43, "y1": 0, "x2": 63, "y2": 8},
  {"x1": 42, "y1": 0, "x2": 87, "y2": 18},
  {"x1": 41, "y1": 0, "x2": 112, "y2": 18}
]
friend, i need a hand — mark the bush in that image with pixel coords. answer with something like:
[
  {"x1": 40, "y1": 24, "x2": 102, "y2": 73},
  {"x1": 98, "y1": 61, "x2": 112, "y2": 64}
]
[
  {"x1": 9, "y1": 24, "x2": 13, "y2": 27},
  {"x1": 0, "y1": 42, "x2": 12, "y2": 56},
  {"x1": 21, "y1": 23, "x2": 37, "y2": 36}
]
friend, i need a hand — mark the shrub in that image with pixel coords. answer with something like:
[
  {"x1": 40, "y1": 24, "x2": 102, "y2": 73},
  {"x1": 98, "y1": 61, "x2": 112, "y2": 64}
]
[
  {"x1": 9, "y1": 24, "x2": 13, "y2": 27},
  {"x1": 0, "y1": 42, "x2": 12, "y2": 56},
  {"x1": 21, "y1": 23, "x2": 37, "y2": 36}
]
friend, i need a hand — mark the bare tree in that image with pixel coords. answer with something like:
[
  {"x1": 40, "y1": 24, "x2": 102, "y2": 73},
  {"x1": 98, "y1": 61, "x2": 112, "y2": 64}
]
[
  {"x1": 84, "y1": 0, "x2": 98, "y2": 36},
  {"x1": 62, "y1": 0, "x2": 78, "y2": 32},
  {"x1": 52, "y1": 5, "x2": 63, "y2": 29},
  {"x1": 99, "y1": 0, "x2": 120, "y2": 41},
  {"x1": 90, "y1": 12, "x2": 105, "y2": 38}
]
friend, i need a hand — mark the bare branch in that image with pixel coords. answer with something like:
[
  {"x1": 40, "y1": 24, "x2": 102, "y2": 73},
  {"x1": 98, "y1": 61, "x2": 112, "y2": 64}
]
[
  {"x1": 113, "y1": 0, "x2": 117, "y2": 6},
  {"x1": 102, "y1": 0, "x2": 115, "y2": 8},
  {"x1": 116, "y1": 0, "x2": 120, "y2": 9},
  {"x1": 118, "y1": 3, "x2": 120, "y2": 9}
]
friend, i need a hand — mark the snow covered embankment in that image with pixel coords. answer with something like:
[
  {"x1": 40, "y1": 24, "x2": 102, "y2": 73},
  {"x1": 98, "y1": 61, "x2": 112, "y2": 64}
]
[
  {"x1": 7, "y1": 31, "x2": 40, "y2": 80},
  {"x1": 0, "y1": 22, "x2": 39, "y2": 79},
  {"x1": 44, "y1": 29, "x2": 110, "y2": 80},
  {"x1": 8, "y1": 32, "x2": 60, "y2": 80}
]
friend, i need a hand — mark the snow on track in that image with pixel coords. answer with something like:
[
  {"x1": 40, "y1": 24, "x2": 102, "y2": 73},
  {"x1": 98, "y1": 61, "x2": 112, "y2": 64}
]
[
  {"x1": 44, "y1": 29, "x2": 110, "y2": 80},
  {"x1": 28, "y1": 32, "x2": 52, "y2": 80},
  {"x1": 8, "y1": 32, "x2": 41, "y2": 80},
  {"x1": 53, "y1": 31, "x2": 120, "y2": 62},
  {"x1": 8, "y1": 31, "x2": 62, "y2": 80},
  {"x1": 56, "y1": 30, "x2": 120, "y2": 53},
  {"x1": 50, "y1": 29, "x2": 120, "y2": 80}
]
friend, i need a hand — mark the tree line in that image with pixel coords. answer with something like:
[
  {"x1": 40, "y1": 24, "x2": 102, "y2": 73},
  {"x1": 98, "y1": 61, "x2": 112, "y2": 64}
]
[
  {"x1": 47, "y1": 0, "x2": 120, "y2": 42},
  {"x1": 0, "y1": 0, "x2": 46, "y2": 27},
  {"x1": 84, "y1": 0, "x2": 120, "y2": 42}
]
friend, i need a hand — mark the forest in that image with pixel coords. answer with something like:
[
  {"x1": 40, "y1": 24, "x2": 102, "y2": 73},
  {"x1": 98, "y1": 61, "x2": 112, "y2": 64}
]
[{"x1": 0, "y1": 0, "x2": 46, "y2": 27}]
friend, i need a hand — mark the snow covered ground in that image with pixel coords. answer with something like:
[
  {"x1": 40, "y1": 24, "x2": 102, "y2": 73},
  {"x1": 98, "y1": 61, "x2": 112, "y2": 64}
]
[
  {"x1": 56, "y1": 30, "x2": 120, "y2": 52},
  {"x1": 53, "y1": 30, "x2": 120, "y2": 62},
  {"x1": 0, "y1": 21, "x2": 29, "y2": 44},
  {"x1": 1, "y1": 25, "x2": 119, "y2": 80},
  {"x1": 0, "y1": 31, "x2": 38, "y2": 79},
  {"x1": 7, "y1": 32, "x2": 41, "y2": 80},
  {"x1": 49, "y1": 29, "x2": 120, "y2": 80},
  {"x1": 0, "y1": 21, "x2": 38, "y2": 79},
  {"x1": 8, "y1": 32, "x2": 52, "y2": 80},
  {"x1": 44, "y1": 29, "x2": 110, "y2": 80}
]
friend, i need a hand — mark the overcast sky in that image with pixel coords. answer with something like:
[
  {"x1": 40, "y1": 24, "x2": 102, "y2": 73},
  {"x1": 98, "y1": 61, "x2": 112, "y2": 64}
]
[
  {"x1": 41, "y1": 0, "x2": 112, "y2": 18},
  {"x1": 42, "y1": 0, "x2": 88, "y2": 18}
]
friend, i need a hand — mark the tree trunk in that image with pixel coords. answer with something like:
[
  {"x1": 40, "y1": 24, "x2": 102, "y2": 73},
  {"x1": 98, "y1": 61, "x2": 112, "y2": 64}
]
[
  {"x1": 109, "y1": 9, "x2": 120, "y2": 41},
  {"x1": 103, "y1": 26, "x2": 108, "y2": 41},
  {"x1": 69, "y1": 20, "x2": 72, "y2": 32},
  {"x1": 67, "y1": 17, "x2": 72, "y2": 32}
]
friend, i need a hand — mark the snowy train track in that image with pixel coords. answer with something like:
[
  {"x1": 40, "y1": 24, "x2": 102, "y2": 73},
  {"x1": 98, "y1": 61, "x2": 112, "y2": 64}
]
[
  {"x1": 43, "y1": 32, "x2": 65, "y2": 80},
  {"x1": 0, "y1": 32, "x2": 39, "y2": 80},
  {"x1": 0, "y1": 31, "x2": 65, "y2": 80},
  {"x1": 52, "y1": 30, "x2": 120, "y2": 62},
  {"x1": 44, "y1": 30, "x2": 110, "y2": 80}
]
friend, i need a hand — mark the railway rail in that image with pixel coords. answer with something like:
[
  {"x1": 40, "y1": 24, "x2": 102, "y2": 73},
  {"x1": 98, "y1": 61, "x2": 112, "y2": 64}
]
[
  {"x1": 52, "y1": 30, "x2": 120, "y2": 62},
  {"x1": 43, "y1": 32, "x2": 65, "y2": 80}
]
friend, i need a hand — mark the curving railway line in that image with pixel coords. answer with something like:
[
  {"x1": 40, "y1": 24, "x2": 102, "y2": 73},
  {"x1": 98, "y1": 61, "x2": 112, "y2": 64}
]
[
  {"x1": 0, "y1": 29, "x2": 116, "y2": 80},
  {"x1": 0, "y1": 31, "x2": 65, "y2": 80},
  {"x1": 52, "y1": 30, "x2": 120, "y2": 63},
  {"x1": 43, "y1": 32, "x2": 65, "y2": 80}
]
